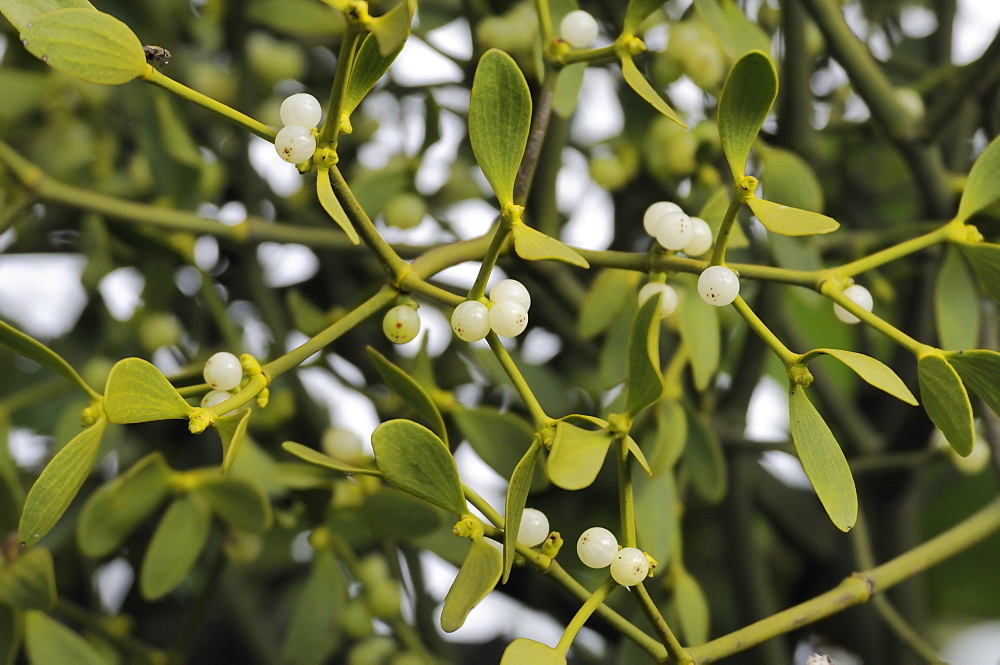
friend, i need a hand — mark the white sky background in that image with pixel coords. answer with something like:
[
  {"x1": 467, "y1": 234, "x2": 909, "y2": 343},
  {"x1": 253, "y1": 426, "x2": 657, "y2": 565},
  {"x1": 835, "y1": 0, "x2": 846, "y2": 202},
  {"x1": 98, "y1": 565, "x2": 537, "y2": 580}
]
[{"x1": 1, "y1": 1, "x2": 999, "y2": 660}]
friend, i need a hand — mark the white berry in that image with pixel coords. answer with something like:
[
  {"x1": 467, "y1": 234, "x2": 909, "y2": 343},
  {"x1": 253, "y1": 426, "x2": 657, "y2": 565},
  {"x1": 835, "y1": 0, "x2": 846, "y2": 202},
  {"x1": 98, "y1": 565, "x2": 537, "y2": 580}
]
[
  {"x1": 697, "y1": 266, "x2": 740, "y2": 306},
  {"x1": 201, "y1": 389, "x2": 231, "y2": 409},
  {"x1": 203, "y1": 352, "x2": 243, "y2": 391},
  {"x1": 683, "y1": 217, "x2": 713, "y2": 256},
  {"x1": 382, "y1": 305, "x2": 420, "y2": 344},
  {"x1": 610, "y1": 547, "x2": 649, "y2": 586},
  {"x1": 833, "y1": 284, "x2": 873, "y2": 324},
  {"x1": 643, "y1": 201, "x2": 682, "y2": 237},
  {"x1": 489, "y1": 300, "x2": 529, "y2": 337},
  {"x1": 560, "y1": 10, "x2": 599, "y2": 48},
  {"x1": 489, "y1": 279, "x2": 531, "y2": 311},
  {"x1": 654, "y1": 210, "x2": 694, "y2": 250},
  {"x1": 280, "y1": 93, "x2": 322, "y2": 128},
  {"x1": 451, "y1": 301, "x2": 490, "y2": 342},
  {"x1": 274, "y1": 125, "x2": 316, "y2": 163},
  {"x1": 637, "y1": 283, "x2": 678, "y2": 318},
  {"x1": 577, "y1": 527, "x2": 618, "y2": 569},
  {"x1": 517, "y1": 508, "x2": 550, "y2": 547}
]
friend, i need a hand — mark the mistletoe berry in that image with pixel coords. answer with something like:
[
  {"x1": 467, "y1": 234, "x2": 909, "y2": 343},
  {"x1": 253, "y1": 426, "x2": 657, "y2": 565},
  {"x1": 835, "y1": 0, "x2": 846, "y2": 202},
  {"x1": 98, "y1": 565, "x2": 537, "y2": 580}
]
[
  {"x1": 642, "y1": 201, "x2": 682, "y2": 237},
  {"x1": 382, "y1": 305, "x2": 420, "y2": 344},
  {"x1": 637, "y1": 282, "x2": 678, "y2": 318},
  {"x1": 833, "y1": 283, "x2": 873, "y2": 324},
  {"x1": 697, "y1": 265, "x2": 740, "y2": 306},
  {"x1": 279, "y1": 92, "x2": 322, "y2": 128},
  {"x1": 489, "y1": 278, "x2": 531, "y2": 311},
  {"x1": 517, "y1": 508, "x2": 550, "y2": 547},
  {"x1": 610, "y1": 547, "x2": 649, "y2": 586},
  {"x1": 200, "y1": 389, "x2": 231, "y2": 409},
  {"x1": 489, "y1": 299, "x2": 529, "y2": 337},
  {"x1": 203, "y1": 352, "x2": 243, "y2": 391},
  {"x1": 274, "y1": 125, "x2": 316, "y2": 163},
  {"x1": 450, "y1": 300, "x2": 490, "y2": 342},
  {"x1": 560, "y1": 10, "x2": 599, "y2": 48},
  {"x1": 683, "y1": 216, "x2": 713, "y2": 256},
  {"x1": 654, "y1": 210, "x2": 694, "y2": 250},
  {"x1": 577, "y1": 527, "x2": 618, "y2": 569}
]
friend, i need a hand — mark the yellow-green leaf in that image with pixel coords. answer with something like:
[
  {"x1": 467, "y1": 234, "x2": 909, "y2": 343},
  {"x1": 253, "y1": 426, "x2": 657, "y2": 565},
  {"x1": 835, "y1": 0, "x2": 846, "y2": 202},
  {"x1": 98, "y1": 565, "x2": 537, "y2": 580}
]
[
  {"x1": 24, "y1": 610, "x2": 109, "y2": 665},
  {"x1": 19, "y1": 418, "x2": 106, "y2": 546},
  {"x1": 20, "y1": 8, "x2": 145, "y2": 85},
  {"x1": 367, "y1": 0, "x2": 414, "y2": 56},
  {"x1": 758, "y1": 145, "x2": 824, "y2": 212},
  {"x1": 625, "y1": 295, "x2": 664, "y2": 417},
  {"x1": 371, "y1": 419, "x2": 466, "y2": 516},
  {"x1": 0, "y1": 548, "x2": 56, "y2": 610},
  {"x1": 956, "y1": 134, "x2": 1000, "y2": 222},
  {"x1": 344, "y1": 33, "x2": 404, "y2": 117},
  {"x1": 935, "y1": 247, "x2": 980, "y2": 350},
  {"x1": 918, "y1": 353, "x2": 975, "y2": 456},
  {"x1": 281, "y1": 441, "x2": 381, "y2": 476},
  {"x1": 215, "y1": 407, "x2": 252, "y2": 473},
  {"x1": 811, "y1": 348, "x2": 917, "y2": 405},
  {"x1": 0, "y1": 319, "x2": 97, "y2": 398},
  {"x1": 546, "y1": 419, "x2": 613, "y2": 491},
  {"x1": 76, "y1": 453, "x2": 171, "y2": 558},
  {"x1": 620, "y1": 56, "x2": 684, "y2": 126},
  {"x1": 682, "y1": 404, "x2": 727, "y2": 504},
  {"x1": 198, "y1": 477, "x2": 272, "y2": 533},
  {"x1": 945, "y1": 350, "x2": 1000, "y2": 420},
  {"x1": 361, "y1": 488, "x2": 441, "y2": 540},
  {"x1": 503, "y1": 440, "x2": 540, "y2": 582},
  {"x1": 103, "y1": 357, "x2": 193, "y2": 424},
  {"x1": 0, "y1": 0, "x2": 95, "y2": 32},
  {"x1": 280, "y1": 548, "x2": 346, "y2": 665},
  {"x1": 746, "y1": 197, "x2": 839, "y2": 236},
  {"x1": 552, "y1": 62, "x2": 586, "y2": 119},
  {"x1": 511, "y1": 221, "x2": 590, "y2": 268},
  {"x1": 788, "y1": 385, "x2": 857, "y2": 532},
  {"x1": 623, "y1": 435, "x2": 652, "y2": 476},
  {"x1": 140, "y1": 492, "x2": 212, "y2": 600},
  {"x1": 500, "y1": 638, "x2": 566, "y2": 665},
  {"x1": 468, "y1": 49, "x2": 531, "y2": 206},
  {"x1": 317, "y1": 168, "x2": 361, "y2": 244},
  {"x1": 367, "y1": 347, "x2": 446, "y2": 443},
  {"x1": 673, "y1": 565, "x2": 710, "y2": 645},
  {"x1": 694, "y1": 0, "x2": 771, "y2": 60},
  {"x1": 578, "y1": 269, "x2": 642, "y2": 339},
  {"x1": 718, "y1": 50, "x2": 777, "y2": 179},
  {"x1": 956, "y1": 241, "x2": 1000, "y2": 305},
  {"x1": 649, "y1": 399, "x2": 687, "y2": 474},
  {"x1": 677, "y1": 285, "x2": 720, "y2": 391},
  {"x1": 635, "y1": 471, "x2": 674, "y2": 565},
  {"x1": 440, "y1": 536, "x2": 502, "y2": 632}
]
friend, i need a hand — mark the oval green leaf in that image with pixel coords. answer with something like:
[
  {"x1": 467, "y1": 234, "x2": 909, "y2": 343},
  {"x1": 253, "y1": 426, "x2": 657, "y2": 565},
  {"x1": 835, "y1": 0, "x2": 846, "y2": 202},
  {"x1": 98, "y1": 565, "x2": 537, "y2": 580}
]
[
  {"x1": 718, "y1": 50, "x2": 778, "y2": 179},
  {"x1": 917, "y1": 354, "x2": 975, "y2": 457},
  {"x1": 957, "y1": 134, "x2": 1000, "y2": 221},
  {"x1": 0, "y1": 548, "x2": 56, "y2": 610},
  {"x1": 281, "y1": 440, "x2": 381, "y2": 476},
  {"x1": 694, "y1": 0, "x2": 771, "y2": 60},
  {"x1": 140, "y1": 492, "x2": 212, "y2": 600},
  {"x1": 453, "y1": 406, "x2": 545, "y2": 492},
  {"x1": 673, "y1": 565, "x2": 710, "y2": 645},
  {"x1": 578, "y1": 269, "x2": 641, "y2": 339},
  {"x1": 468, "y1": 49, "x2": 531, "y2": 206},
  {"x1": 811, "y1": 348, "x2": 917, "y2": 405},
  {"x1": 746, "y1": 197, "x2": 839, "y2": 236},
  {"x1": 0, "y1": 319, "x2": 98, "y2": 398},
  {"x1": 677, "y1": 285, "x2": 720, "y2": 391},
  {"x1": 620, "y1": 56, "x2": 684, "y2": 126},
  {"x1": 500, "y1": 638, "x2": 566, "y2": 665},
  {"x1": 371, "y1": 419, "x2": 466, "y2": 516},
  {"x1": 367, "y1": 0, "x2": 414, "y2": 56},
  {"x1": 788, "y1": 385, "x2": 857, "y2": 531},
  {"x1": 758, "y1": 145, "x2": 824, "y2": 212},
  {"x1": 24, "y1": 610, "x2": 109, "y2": 665},
  {"x1": 682, "y1": 403, "x2": 727, "y2": 504},
  {"x1": 503, "y1": 440, "x2": 540, "y2": 582},
  {"x1": 0, "y1": 0, "x2": 95, "y2": 32},
  {"x1": 19, "y1": 418, "x2": 106, "y2": 546},
  {"x1": 935, "y1": 247, "x2": 980, "y2": 350},
  {"x1": 649, "y1": 399, "x2": 688, "y2": 474},
  {"x1": 546, "y1": 419, "x2": 613, "y2": 491},
  {"x1": 103, "y1": 357, "x2": 193, "y2": 424},
  {"x1": 279, "y1": 548, "x2": 346, "y2": 665},
  {"x1": 945, "y1": 350, "x2": 1000, "y2": 419},
  {"x1": 20, "y1": 8, "x2": 146, "y2": 85},
  {"x1": 510, "y1": 221, "x2": 590, "y2": 268},
  {"x1": 215, "y1": 407, "x2": 252, "y2": 472},
  {"x1": 317, "y1": 168, "x2": 361, "y2": 245},
  {"x1": 625, "y1": 294, "x2": 664, "y2": 417},
  {"x1": 956, "y1": 241, "x2": 1000, "y2": 305},
  {"x1": 440, "y1": 536, "x2": 502, "y2": 632},
  {"x1": 361, "y1": 488, "x2": 441, "y2": 540},
  {"x1": 344, "y1": 33, "x2": 404, "y2": 117},
  {"x1": 367, "y1": 346, "x2": 447, "y2": 443},
  {"x1": 198, "y1": 477, "x2": 272, "y2": 533},
  {"x1": 635, "y1": 471, "x2": 674, "y2": 566}
]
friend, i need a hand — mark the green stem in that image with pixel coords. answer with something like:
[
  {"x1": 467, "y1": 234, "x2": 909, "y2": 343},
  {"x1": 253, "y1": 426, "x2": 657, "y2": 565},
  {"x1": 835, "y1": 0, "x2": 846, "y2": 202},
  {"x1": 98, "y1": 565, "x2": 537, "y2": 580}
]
[
  {"x1": 555, "y1": 578, "x2": 617, "y2": 654},
  {"x1": 514, "y1": 72, "x2": 558, "y2": 204},
  {"x1": 836, "y1": 222, "x2": 954, "y2": 277},
  {"x1": 556, "y1": 44, "x2": 618, "y2": 66},
  {"x1": 616, "y1": 439, "x2": 637, "y2": 547},
  {"x1": 730, "y1": 296, "x2": 799, "y2": 368},
  {"x1": 634, "y1": 582, "x2": 691, "y2": 664},
  {"x1": 485, "y1": 332, "x2": 550, "y2": 427},
  {"x1": 142, "y1": 68, "x2": 275, "y2": 141},
  {"x1": 463, "y1": 483, "x2": 504, "y2": 530},
  {"x1": 532, "y1": 0, "x2": 554, "y2": 48},
  {"x1": 468, "y1": 219, "x2": 511, "y2": 301},
  {"x1": 318, "y1": 23, "x2": 365, "y2": 146},
  {"x1": 820, "y1": 285, "x2": 932, "y2": 356},
  {"x1": 708, "y1": 191, "x2": 746, "y2": 266}
]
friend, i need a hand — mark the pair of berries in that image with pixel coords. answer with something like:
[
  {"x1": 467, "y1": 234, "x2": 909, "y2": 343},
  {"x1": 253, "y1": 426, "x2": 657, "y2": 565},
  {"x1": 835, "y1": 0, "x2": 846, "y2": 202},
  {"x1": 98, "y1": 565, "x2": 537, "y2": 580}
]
[
  {"x1": 451, "y1": 279, "x2": 531, "y2": 342},
  {"x1": 201, "y1": 351, "x2": 243, "y2": 410},
  {"x1": 577, "y1": 526, "x2": 650, "y2": 586},
  {"x1": 274, "y1": 92, "x2": 322, "y2": 164}
]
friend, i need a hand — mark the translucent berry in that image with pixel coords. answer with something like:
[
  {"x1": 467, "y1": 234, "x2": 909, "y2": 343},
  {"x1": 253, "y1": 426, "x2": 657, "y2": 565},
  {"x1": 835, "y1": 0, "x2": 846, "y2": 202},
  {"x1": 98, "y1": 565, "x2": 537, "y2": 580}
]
[
  {"x1": 382, "y1": 305, "x2": 420, "y2": 344},
  {"x1": 489, "y1": 300, "x2": 529, "y2": 337},
  {"x1": 637, "y1": 282, "x2": 678, "y2": 318},
  {"x1": 451, "y1": 300, "x2": 490, "y2": 342},
  {"x1": 683, "y1": 217, "x2": 713, "y2": 256},
  {"x1": 610, "y1": 547, "x2": 649, "y2": 586},
  {"x1": 489, "y1": 278, "x2": 531, "y2": 311},
  {"x1": 274, "y1": 125, "x2": 316, "y2": 163},
  {"x1": 577, "y1": 527, "x2": 619, "y2": 569},
  {"x1": 654, "y1": 210, "x2": 694, "y2": 250},
  {"x1": 201, "y1": 389, "x2": 232, "y2": 409},
  {"x1": 697, "y1": 265, "x2": 740, "y2": 306},
  {"x1": 833, "y1": 284, "x2": 873, "y2": 324},
  {"x1": 517, "y1": 508, "x2": 550, "y2": 547},
  {"x1": 560, "y1": 10, "x2": 599, "y2": 48},
  {"x1": 279, "y1": 92, "x2": 322, "y2": 128},
  {"x1": 203, "y1": 352, "x2": 243, "y2": 390},
  {"x1": 643, "y1": 201, "x2": 681, "y2": 237},
  {"x1": 322, "y1": 427, "x2": 367, "y2": 466}
]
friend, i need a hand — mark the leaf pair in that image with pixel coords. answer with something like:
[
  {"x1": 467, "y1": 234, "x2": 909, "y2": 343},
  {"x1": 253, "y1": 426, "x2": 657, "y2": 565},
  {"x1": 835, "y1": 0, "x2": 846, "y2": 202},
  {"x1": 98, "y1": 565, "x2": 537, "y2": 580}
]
[{"x1": 920, "y1": 350, "x2": 1000, "y2": 457}]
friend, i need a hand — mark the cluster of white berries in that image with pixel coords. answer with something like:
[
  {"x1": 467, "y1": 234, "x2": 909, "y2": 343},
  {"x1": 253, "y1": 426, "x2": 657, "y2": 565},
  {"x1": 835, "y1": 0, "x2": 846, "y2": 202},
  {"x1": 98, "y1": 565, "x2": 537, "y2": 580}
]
[
  {"x1": 382, "y1": 305, "x2": 421, "y2": 344},
  {"x1": 560, "y1": 10, "x2": 599, "y2": 48},
  {"x1": 450, "y1": 279, "x2": 531, "y2": 342},
  {"x1": 201, "y1": 351, "x2": 243, "y2": 410},
  {"x1": 577, "y1": 526, "x2": 650, "y2": 586},
  {"x1": 275, "y1": 92, "x2": 321, "y2": 164},
  {"x1": 833, "y1": 283, "x2": 873, "y2": 324}
]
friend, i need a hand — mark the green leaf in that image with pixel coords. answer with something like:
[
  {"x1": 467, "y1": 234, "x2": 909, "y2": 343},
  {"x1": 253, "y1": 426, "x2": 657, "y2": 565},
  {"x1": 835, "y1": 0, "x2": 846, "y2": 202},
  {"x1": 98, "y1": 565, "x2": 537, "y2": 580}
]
[
  {"x1": 788, "y1": 385, "x2": 857, "y2": 531},
  {"x1": 453, "y1": 406, "x2": 545, "y2": 492},
  {"x1": 745, "y1": 197, "x2": 839, "y2": 236},
  {"x1": 673, "y1": 565, "x2": 710, "y2": 645},
  {"x1": 344, "y1": 33, "x2": 404, "y2": 117},
  {"x1": 956, "y1": 135, "x2": 1000, "y2": 221},
  {"x1": 635, "y1": 471, "x2": 674, "y2": 566},
  {"x1": 24, "y1": 610, "x2": 109, "y2": 665},
  {"x1": 440, "y1": 536, "x2": 502, "y2": 632},
  {"x1": 694, "y1": 0, "x2": 771, "y2": 60},
  {"x1": 552, "y1": 62, "x2": 586, "y2": 119},
  {"x1": 281, "y1": 441, "x2": 381, "y2": 476},
  {"x1": 367, "y1": 347, "x2": 447, "y2": 443},
  {"x1": 546, "y1": 418, "x2": 614, "y2": 491},
  {"x1": 103, "y1": 357, "x2": 193, "y2": 424},
  {"x1": 0, "y1": 319, "x2": 97, "y2": 397},
  {"x1": 19, "y1": 418, "x2": 106, "y2": 546},
  {"x1": 682, "y1": 404, "x2": 727, "y2": 504},
  {"x1": 0, "y1": 0, "x2": 95, "y2": 32},
  {"x1": 367, "y1": 0, "x2": 414, "y2": 57},
  {"x1": 0, "y1": 548, "x2": 56, "y2": 610},
  {"x1": 317, "y1": 168, "x2": 361, "y2": 244},
  {"x1": 198, "y1": 477, "x2": 272, "y2": 533},
  {"x1": 76, "y1": 453, "x2": 171, "y2": 558},
  {"x1": 677, "y1": 285, "x2": 720, "y2": 391},
  {"x1": 0, "y1": 604, "x2": 21, "y2": 665},
  {"x1": 140, "y1": 492, "x2": 212, "y2": 600},
  {"x1": 957, "y1": 241, "x2": 1000, "y2": 305},
  {"x1": 503, "y1": 440, "x2": 540, "y2": 582},
  {"x1": 371, "y1": 419, "x2": 466, "y2": 516},
  {"x1": 625, "y1": 295, "x2": 664, "y2": 416},
  {"x1": 918, "y1": 354, "x2": 975, "y2": 456},
  {"x1": 510, "y1": 222, "x2": 590, "y2": 268},
  {"x1": 247, "y1": 0, "x2": 344, "y2": 37},
  {"x1": 811, "y1": 348, "x2": 918, "y2": 405},
  {"x1": 620, "y1": 56, "x2": 684, "y2": 126},
  {"x1": 19, "y1": 8, "x2": 146, "y2": 85},
  {"x1": 648, "y1": 399, "x2": 687, "y2": 474},
  {"x1": 935, "y1": 247, "x2": 981, "y2": 350},
  {"x1": 361, "y1": 488, "x2": 441, "y2": 540},
  {"x1": 500, "y1": 638, "x2": 566, "y2": 665},
  {"x1": 718, "y1": 50, "x2": 778, "y2": 179},
  {"x1": 578, "y1": 269, "x2": 642, "y2": 339},
  {"x1": 215, "y1": 407, "x2": 252, "y2": 473},
  {"x1": 468, "y1": 49, "x2": 532, "y2": 206},
  {"x1": 623, "y1": 0, "x2": 667, "y2": 33},
  {"x1": 280, "y1": 548, "x2": 346, "y2": 665},
  {"x1": 945, "y1": 350, "x2": 1000, "y2": 419},
  {"x1": 623, "y1": 434, "x2": 652, "y2": 476},
  {"x1": 758, "y1": 145, "x2": 824, "y2": 212}
]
